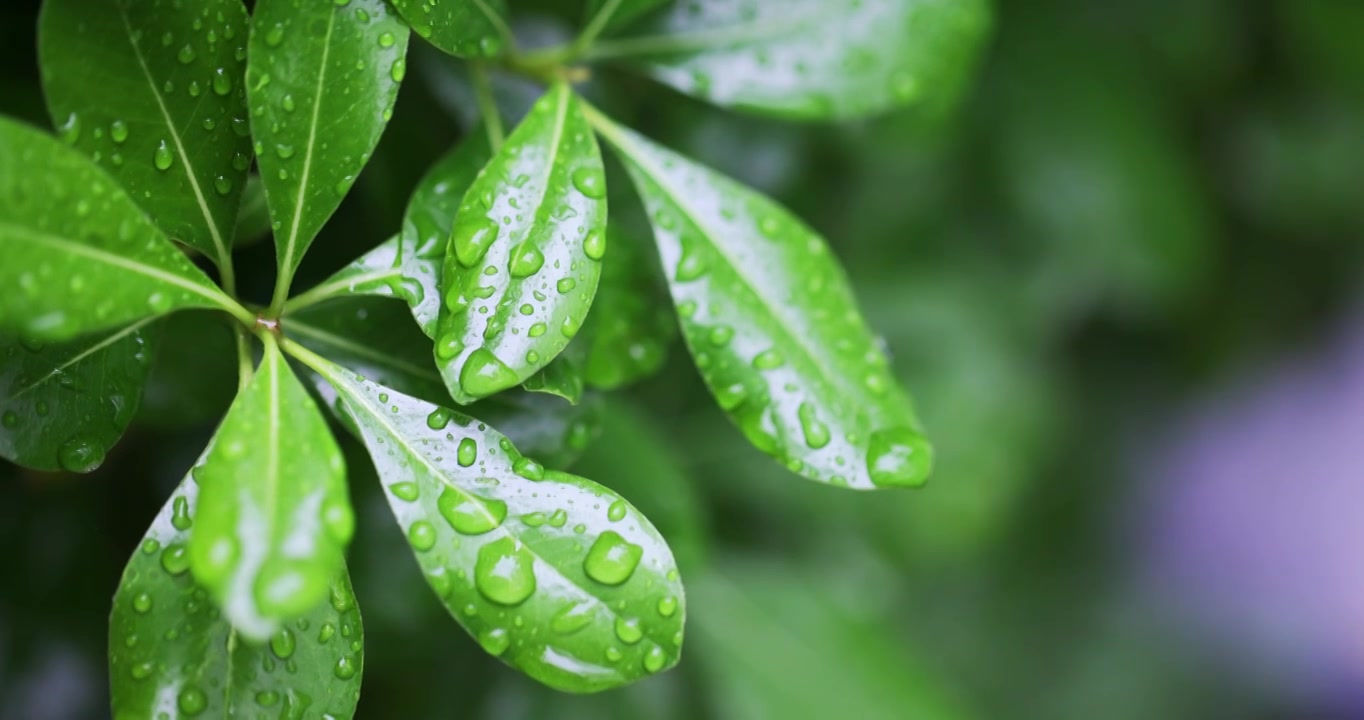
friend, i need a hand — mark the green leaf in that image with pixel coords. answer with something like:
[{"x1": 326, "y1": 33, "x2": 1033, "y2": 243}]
[
  {"x1": 110, "y1": 469, "x2": 363, "y2": 719},
  {"x1": 287, "y1": 131, "x2": 491, "y2": 333},
  {"x1": 435, "y1": 84, "x2": 608, "y2": 404},
  {"x1": 234, "y1": 173, "x2": 270, "y2": 249},
  {"x1": 0, "y1": 117, "x2": 245, "y2": 341},
  {"x1": 586, "y1": 0, "x2": 672, "y2": 33},
  {"x1": 137, "y1": 311, "x2": 238, "y2": 429},
  {"x1": 188, "y1": 335, "x2": 353, "y2": 640},
  {"x1": 521, "y1": 349, "x2": 587, "y2": 405},
  {"x1": 294, "y1": 345, "x2": 684, "y2": 693},
  {"x1": 469, "y1": 391, "x2": 603, "y2": 469},
  {"x1": 0, "y1": 320, "x2": 157, "y2": 473},
  {"x1": 584, "y1": 229, "x2": 676, "y2": 390},
  {"x1": 595, "y1": 0, "x2": 991, "y2": 121},
  {"x1": 38, "y1": 0, "x2": 253, "y2": 271},
  {"x1": 587, "y1": 108, "x2": 932, "y2": 490},
  {"x1": 248, "y1": 0, "x2": 409, "y2": 307},
  {"x1": 290, "y1": 295, "x2": 449, "y2": 404},
  {"x1": 388, "y1": 0, "x2": 510, "y2": 58}
]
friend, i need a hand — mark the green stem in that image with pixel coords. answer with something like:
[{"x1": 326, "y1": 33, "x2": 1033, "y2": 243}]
[
  {"x1": 574, "y1": 0, "x2": 622, "y2": 55},
  {"x1": 471, "y1": 62, "x2": 505, "y2": 151},
  {"x1": 280, "y1": 336, "x2": 340, "y2": 383},
  {"x1": 282, "y1": 268, "x2": 399, "y2": 316},
  {"x1": 218, "y1": 251, "x2": 238, "y2": 298},
  {"x1": 267, "y1": 265, "x2": 294, "y2": 318},
  {"x1": 233, "y1": 325, "x2": 254, "y2": 392}
]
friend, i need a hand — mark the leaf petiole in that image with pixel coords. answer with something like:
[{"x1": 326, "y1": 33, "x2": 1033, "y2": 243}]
[{"x1": 470, "y1": 61, "x2": 505, "y2": 151}]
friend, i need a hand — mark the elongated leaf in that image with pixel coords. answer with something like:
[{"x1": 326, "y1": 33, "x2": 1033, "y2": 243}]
[
  {"x1": 0, "y1": 320, "x2": 157, "y2": 473},
  {"x1": 435, "y1": 84, "x2": 607, "y2": 404},
  {"x1": 296, "y1": 347, "x2": 684, "y2": 693},
  {"x1": 38, "y1": 0, "x2": 253, "y2": 270},
  {"x1": 470, "y1": 391, "x2": 603, "y2": 469},
  {"x1": 110, "y1": 469, "x2": 363, "y2": 719},
  {"x1": 584, "y1": 229, "x2": 675, "y2": 390},
  {"x1": 588, "y1": 110, "x2": 932, "y2": 489},
  {"x1": 521, "y1": 349, "x2": 587, "y2": 405},
  {"x1": 188, "y1": 336, "x2": 353, "y2": 640},
  {"x1": 586, "y1": 0, "x2": 672, "y2": 33},
  {"x1": 0, "y1": 118, "x2": 241, "y2": 341},
  {"x1": 289, "y1": 131, "x2": 491, "y2": 334},
  {"x1": 248, "y1": 0, "x2": 409, "y2": 299},
  {"x1": 234, "y1": 173, "x2": 270, "y2": 248},
  {"x1": 597, "y1": 0, "x2": 990, "y2": 121},
  {"x1": 290, "y1": 296, "x2": 448, "y2": 404},
  {"x1": 389, "y1": 0, "x2": 509, "y2": 57}
]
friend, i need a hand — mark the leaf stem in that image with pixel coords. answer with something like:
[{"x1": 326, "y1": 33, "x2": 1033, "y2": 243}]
[
  {"x1": 471, "y1": 62, "x2": 505, "y2": 151},
  {"x1": 575, "y1": 0, "x2": 622, "y2": 56},
  {"x1": 233, "y1": 325, "x2": 254, "y2": 392},
  {"x1": 280, "y1": 336, "x2": 340, "y2": 383}
]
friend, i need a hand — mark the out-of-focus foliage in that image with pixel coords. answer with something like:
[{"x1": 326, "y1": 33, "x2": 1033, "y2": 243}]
[{"x1": 4, "y1": 0, "x2": 1364, "y2": 717}]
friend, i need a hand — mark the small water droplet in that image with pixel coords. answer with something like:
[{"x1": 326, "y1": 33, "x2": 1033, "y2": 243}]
[
  {"x1": 426, "y1": 408, "x2": 451, "y2": 429},
  {"x1": 110, "y1": 120, "x2": 128, "y2": 143},
  {"x1": 752, "y1": 349, "x2": 785, "y2": 370},
  {"x1": 177, "y1": 44, "x2": 196, "y2": 64},
  {"x1": 571, "y1": 167, "x2": 606, "y2": 198},
  {"x1": 512, "y1": 457, "x2": 544, "y2": 480},
  {"x1": 614, "y1": 616, "x2": 643, "y2": 644},
  {"x1": 270, "y1": 628, "x2": 296, "y2": 659},
  {"x1": 132, "y1": 592, "x2": 153, "y2": 614},
  {"x1": 265, "y1": 24, "x2": 285, "y2": 47},
  {"x1": 435, "y1": 333, "x2": 465, "y2": 361},
  {"x1": 153, "y1": 140, "x2": 174, "y2": 171},
  {"x1": 408, "y1": 521, "x2": 437, "y2": 551},
  {"x1": 658, "y1": 595, "x2": 678, "y2": 617},
  {"x1": 160, "y1": 544, "x2": 190, "y2": 575},
  {"x1": 797, "y1": 402, "x2": 831, "y2": 449},
  {"x1": 177, "y1": 685, "x2": 207, "y2": 715},
  {"x1": 171, "y1": 495, "x2": 193, "y2": 530},
  {"x1": 478, "y1": 627, "x2": 509, "y2": 655},
  {"x1": 556, "y1": 277, "x2": 576, "y2": 293},
  {"x1": 644, "y1": 645, "x2": 667, "y2": 672},
  {"x1": 552, "y1": 601, "x2": 595, "y2": 634},
  {"x1": 607, "y1": 499, "x2": 627, "y2": 522},
  {"x1": 58, "y1": 437, "x2": 104, "y2": 473},
  {"x1": 389, "y1": 482, "x2": 419, "y2": 501},
  {"x1": 378, "y1": 32, "x2": 396, "y2": 48},
  {"x1": 211, "y1": 67, "x2": 232, "y2": 96},
  {"x1": 333, "y1": 655, "x2": 357, "y2": 680},
  {"x1": 583, "y1": 228, "x2": 606, "y2": 260},
  {"x1": 437, "y1": 487, "x2": 507, "y2": 535},
  {"x1": 213, "y1": 175, "x2": 233, "y2": 195},
  {"x1": 865, "y1": 427, "x2": 932, "y2": 487}
]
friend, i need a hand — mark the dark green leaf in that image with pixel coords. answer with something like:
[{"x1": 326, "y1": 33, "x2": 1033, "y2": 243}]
[
  {"x1": 110, "y1": 470, "x2": 363, "y2": 719},
  {"x1": 290, "y1": 295, "x2": 449, "y2": 404},
  {"x1": 469, "y1": 391, "x2": 603, "y2": 469},
  {"x1": 136, "y1": 311, "x2": 239, "y2": 429},
  {"x1": 234, "y1": 173, "x2": 270, "y2": 249},
  {"x1": 38, "y1": 0, "x2": 253, "y2": 271},
  {"x1": 287, "y1": 131, "x2": 491, "y2": 334},
  {"x1": 435, "y1": 84, "x2": 607, "y2": 404},
  {"x1": 586, "y1": 0, "x2": 673, "y2": 34},
  {"x1": 588, "y1": 109, "x2": 932, "y2": 490},
  {"x1": 0, "y1": 320, "x2": 157, "y2": 473},
  {"x1": 521, "y1": 349, "x2": 587, "y2": 405},
  {"x1": 295, "y1": 345, "x2": 684, "y2": 693},
  {"x1": 0, "y1": 117, "x2": 245, "y2": 341},
  {"x1": 248, "y1": 0, "x2": 409, "y2": 304},
  {"x1": 188, "y1": 336, "x2": 353, "y2": 639},
  {"x1": 584, "y1": 229, "x2": 675, "y2": 390},
  {"x1": 596, "y1": 0, "x2": 991, "y2": 121},
  {"x1": 388, "y1": 0, "x2": 510, "y2": 58}
]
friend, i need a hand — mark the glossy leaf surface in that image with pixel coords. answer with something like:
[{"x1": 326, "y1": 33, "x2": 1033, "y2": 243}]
[
  {"x1": 290, "y1": 295, "x2": 448, "y2": 404},
  {"x1": 436, "y1": 85, "x2": 607, "y2": 404},
  {"x1": 0, "y1": 320, "x2": 157, "y2": 473},
  {"x1": 299, "y1": 349, "x2": 684, "y2": 692},
  {"x1": 388, "y1": 0, "x2": 509, "y2": 57},
  {"x1": 0, "y1": 118, "x2": 240, "y2": 341},
  {"x1": 521, "y1": 348, "x2": 587, "y2": 405},
  {"x1": 248, "y1": 0, "x2": 409, "y2": 298},
  {"x1": 584, "y1": 229, "x2": 675, "y2": 390},
  {"x1": 110, "y1": 470, "x2": 363, "y2": 720},
  {"x1": 590, "y1": 112, "x2": 931, "y2": 489},
  {"x1": 234, "y1": 173, "x2": 270, "y2": 248},
  {"x1": 601, "y1": 0, "x2": 990, "y2": 121},
  {"x1": 38, "y1": 0, "x2": 252, "y2": 270},
  {"x1": 291, "y1": 132, "x2": 490, "y2": 334},
  {"x1": 470, "y1": 391, "x2": 603, "y2": 469},
  {"x1": 587, "y1": 0, "x2": 673, "y2": 33},
  {"x1": 188, "y1": 337, "x2": 353, "y2": 640}
]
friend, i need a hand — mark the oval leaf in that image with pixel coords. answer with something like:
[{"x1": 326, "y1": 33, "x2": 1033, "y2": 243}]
[
  {"x1": 38, "y1": 0, "x2": 252, "y2": 270},
  {"x1": 0, "y1": 320, "x2": 157, "y2": 473},
  {"x1": 435, "y1": 84, "x2": 607, "y2": 404},
  {"x1": 470, "y1": 391, "x2": 604, "y2": 469},
  {"x1": 588, "y1": 110, "x2": 932, "y2": 489},
  {"x1": 295, "y1": 346, "x2": 684, "y2": 693},
  {"x1": 388, "y1": 0, "x2": 510, "y2": 57},
  {"x1": 0, "y1": 117, "x2": 240, "y2": 341},
  {"x1": 110, "y1": 470, "x2": 363, "y2": 719},
  {"x1": 288, "y1": 131, "x2": 491, "y2": 334},
  {"x1": 188, "y1": 336, "x2": 353, "y2": 640},
  {"x1": 598, "y1": 0, "x2": 991, "y2": 121},
  {"x1": 248, "y1": 0, "x2": 409, "y2": 301},
  {"x1": 584, "y1": 229, "x2": 676, "y2": 390}
]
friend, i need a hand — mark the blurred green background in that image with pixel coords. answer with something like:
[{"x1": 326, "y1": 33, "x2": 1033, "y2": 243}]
[{"x1": 5, "y1": 0, "x2": 1364, "y2": 717}]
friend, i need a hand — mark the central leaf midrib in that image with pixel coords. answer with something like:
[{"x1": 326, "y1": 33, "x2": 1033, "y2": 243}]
[
  {"x1": 279, "y1": 6, "x2": 338, "y2": 279},
  {"x1": 3, "y1": 317, "x2": 155, "y2": 402}
]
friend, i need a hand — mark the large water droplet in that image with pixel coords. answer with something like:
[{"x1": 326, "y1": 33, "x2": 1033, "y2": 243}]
[
  {"x1": 479, "y1": 627, "x2": 509, "y2": 655},
  {"x1": 583, "y1": 228, "x2": 606, "y2": 260},
  {"x1": 334, "y1": 654, "x2": 358, "y2": 680},
  {"x1": 475, "y1": 537, "x2": 536, "y2": 606},
  {"x1": 658, "y1": 595, "x2": 678, "y2": 617},
  {"x1": 643, "y1": 645, "x2": 667, "y2": 673},
  {"x1": 459, "y1": 349, "x2": 520, "y2": 398},
  {"x1": 408, "y1": 521, "x2": 437, "y2": 551},
  {"x1": 571, "y1": 167, "x2": 606, "y2": 198},
  {"x1": 58, "y1": 437, "x2": 105, "y2": 473},
  {"x1": 583, "y1": 531, "x2": 642, "y2": 586},
  {"x1": 270, "y1": 628, "x2": 296, "y2": 659},
  {"x1": 153, "y1": 140, "x2": 174, "y2": 171},
  {"x1": 614, "y1": 616, "x2": 643, "y2": 644},
  {"x1": 865, "y1": 427, "x2": 932, "y2": 487},
  {"x1": 456, "y1": 437, "x2": 478, "y2": 467},
  {"x1": 110, "y1": 120, "x2": 129, "y2": 143},
  {"x1": 161, "y1": 543, "x2": 191, "y2": 575},
  {"x1": 606, "y1": 499, "x2": 627, "y2": 522},
  {"x1": 797, "y1": 402, "x2": 831, "y2": 449},
  {"x1": 437, "y1": 487, "x2": 507, "y2": 535},
  {"x1": 177, "y1": 685, "x2": 207, "y2": 715},
  {"x1": 513, "y1": 457, "x2": 544, "y2": 480},
  {"x1": 453, "y1": 216, "x2": 500, "y2": 267}
]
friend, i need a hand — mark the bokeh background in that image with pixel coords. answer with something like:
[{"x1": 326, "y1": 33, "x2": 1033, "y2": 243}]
[{"x1": 5, "y1": 0, "x2": 1364, "y2": 717}]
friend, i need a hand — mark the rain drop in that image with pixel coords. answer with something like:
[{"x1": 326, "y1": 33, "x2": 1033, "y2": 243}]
[
  {"x1": 437, "y1": 487, "x2": 507, "y2": 535},
  {"x1": 153, "y1": 140, "x2": 174, "y2": 171},
  {"x1": 475, "y1": 537, "x2": 536, "y2": 606},
  {"x1": 583, "y1": 531, "x2": 642, "y2": 586}
]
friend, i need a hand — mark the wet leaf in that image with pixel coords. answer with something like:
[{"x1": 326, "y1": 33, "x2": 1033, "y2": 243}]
[
  {"x1": 296, "y1": 346, "x2": 684, "y2": 693},
  {"x1": 435, "y1": 84, "x2": 607, "y2": 404},
  {"x1": 188, "y1": 336, "x2": 353, "y2": 640},
  {"x1": 584, "y1": 229, "x2": 676, "y2": 390},
  {"x1": 597, "y1": 0, "x2": 991, "y2": 121},
  {"x1": 470, "y1": 391, "x2": 604, "y2": 469},
  {"x1": 587, "y1": 108, "x2": 932, "y2": 490},
  {"x1": 0, "y1": 320, "x2": 158, "y2": 473},
  {"x1": 521, "y1": 347, "x2": 587, "y2": 405},
  {"x1": 38, "y1": 0, "x2": 253, "y2": 271},
  {"x1": 233, "y1": 173, "x2": 270, "y2": 248},
  {"x1": 388, "y1": 0, "x2": 510, "y2": 58},
  {"x1": 110, "y1": 467, "x2": 363, "y2": 719},
  {"x1": 248, "y1": 0, "x2": 409, "y2": 303},
  {"x1": 0, "y1": 117, "x2": 243, "y2": 341}
]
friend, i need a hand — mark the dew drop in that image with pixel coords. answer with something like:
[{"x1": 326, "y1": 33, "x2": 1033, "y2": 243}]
[
  {"x1": 614, "y1": 616, "x2": 643, "y2": 644},
  {"x1": 508, "y1": 243, "x2": 545, "y2": 277},
  {"x1": 644, "y1": 646, "x2": 667, "y2": 673},
  {"x1": 478, "y1": 627, "x2": 510, "y2": 655},
  {"x1": 571, "y1": 167, "x2": 606, "y2": 198},
  {"x1": 584, "y1": 531, "x2": 642, "y2": 586},
  {"x1": 475, "y1": 537, "x2": 536, "y2": 606},
  {"x1": 264, "y1": 24, "x2": 285, "y2": 47},
  {"x1": 408, "y1": 521, "x2": 437, "y2": 551},
  {"x1": 390, "y1": 482, "x2": 419, "y2": 501},
  {"x1": 459, "y1": 349, "x2": 520, "y2": 398},
  {"x1": 551, "y1": 601, "x2": 594, "y2": 634},
  {"x1": 153, "y1": 140, "x2": 174, "y2": 171},
  {"x1": 177, "y1": 685, "x2": 207, "y2": 716},
  {"x1": 177, "y1": 44, "x2": 196, "y2": 64},
  {"x1": 58, "y1": 437, "x2": 105, "y2": 473},
  {"x1": 865, "y1": 427, "x2": 932, "y2": 487},
  {"x1": 437, "y1": 487, "x2": 507, "y2": 535},
  {"x1": 583, "y1": 228, "x2": 606, "y2": 260},
  {"x1": 607, "y1": 499, "x2": 627, "y2": 522},
  {"x1": 211, "y1": 67, "x2": 232, "y2": 96},
  {"x1": 110, "y1": 120, "x2": 128, "y2": 143},
  {"x1": 658, "y1": 595, "x2": 678, "y2": 617},
  {"x1": 270, "y1": 628, "x2": 296, "y2": 659},
  {"x1": 160, "y1": 544, "x2": 191, "y2": 575},
  {"x1": 426, "y1": 408, "x2": 452, "y2": 429},
  {"x1": 457, "y1": 437, "x2": 478, "y2": 466},
  {"x1": 334, "y1": 655, "x2": 358, "y2": 680},
  {"x1": 797, "y1": 402, "x2": 831, "y2": 449},
  {"x1": 512, "y1": 457, "x2": 544, "y2": 481},
  {"x1": 453, "y1": 216, "x2": 500, "y2": 267}
]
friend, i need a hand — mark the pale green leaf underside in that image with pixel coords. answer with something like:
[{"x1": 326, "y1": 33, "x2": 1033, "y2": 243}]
[
  {"x1": 298, "y1": 348, "x2": 684, "y2": 693},
  {"x1": 588, "y1": 109, "x2": 932, "y2": 490},
  {"x1": 248, "y1": 0, "x2": 409, "y2": 296},
  {"x1": 0, "y1": 319, "x2": 157, "y2": 473},
  {"x1": 435, "y1": 84, "x2": 608, "y2": 404},
  {"x1": 0, "y1": 118, "x2": 236, "y2": 341},
  {"x1": 188, "y1": 337, "x2": 352, "y2": 640},
  {"x1": 110, "y1": 467, "x2": 363, "y2": 720},
  {"x1": 599, "y1": 0, "x2": 991, "y2": 121},
  {"x1": 38, "y1": 0, "x2": 253, "y2": 268}
]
